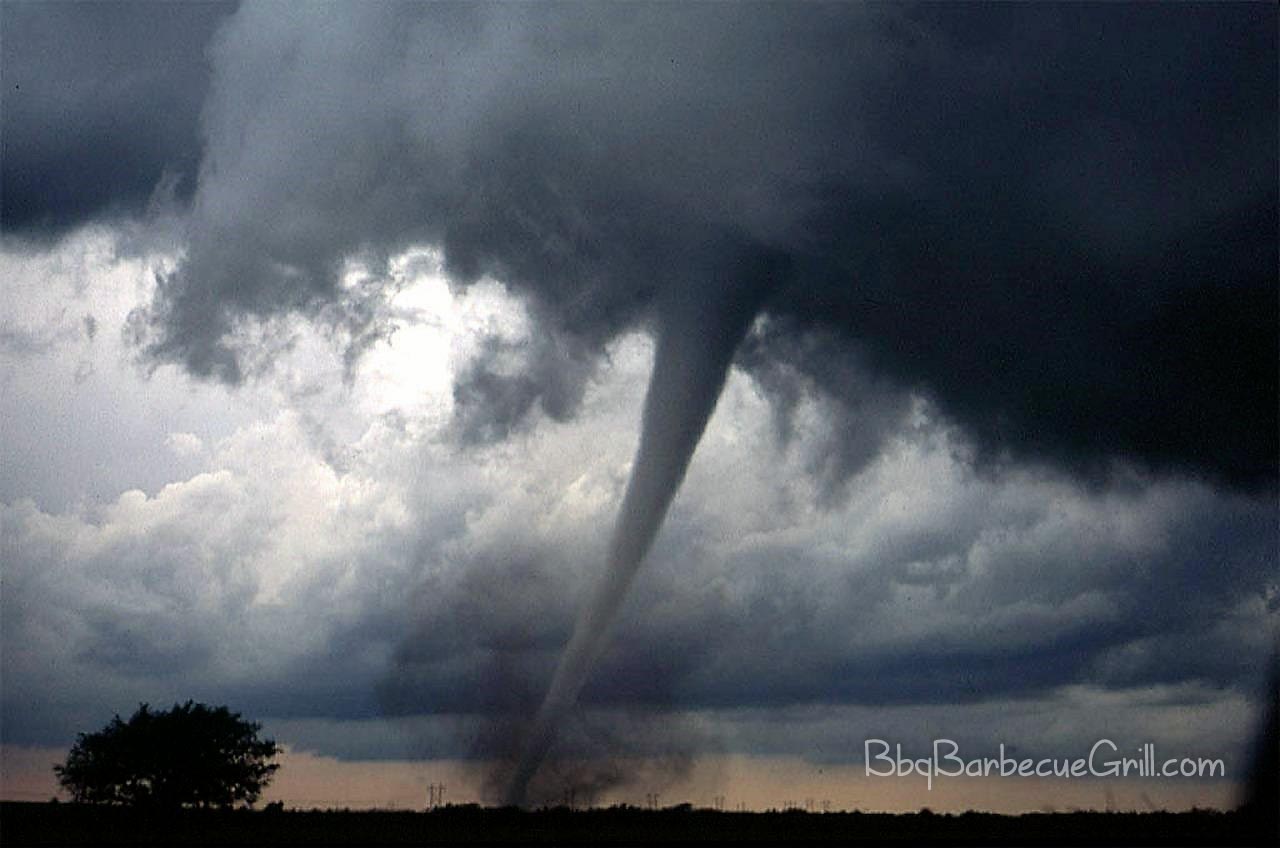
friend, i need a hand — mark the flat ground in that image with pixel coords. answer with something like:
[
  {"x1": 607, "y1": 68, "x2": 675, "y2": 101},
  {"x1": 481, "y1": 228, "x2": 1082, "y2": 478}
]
[{"x1": 0, "y1": 801, "x2": 1271, "y2": 846}]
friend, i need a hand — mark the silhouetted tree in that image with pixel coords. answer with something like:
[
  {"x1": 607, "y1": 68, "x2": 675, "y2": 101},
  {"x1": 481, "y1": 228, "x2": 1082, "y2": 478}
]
[{"x1": 54, "y1": 701, "x2": 280, "y2": 808}]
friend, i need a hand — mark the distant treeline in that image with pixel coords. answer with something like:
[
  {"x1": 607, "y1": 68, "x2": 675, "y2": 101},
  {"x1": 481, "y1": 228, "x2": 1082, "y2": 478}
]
[{"x1": 0, "y1": 800, "x2": 1270, "y2": 846}]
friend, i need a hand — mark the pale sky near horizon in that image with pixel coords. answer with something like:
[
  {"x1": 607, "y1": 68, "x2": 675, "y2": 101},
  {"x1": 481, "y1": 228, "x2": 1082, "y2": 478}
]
[{"x1": 0, "y1": 743, "x2": 1242, "y2": 814}]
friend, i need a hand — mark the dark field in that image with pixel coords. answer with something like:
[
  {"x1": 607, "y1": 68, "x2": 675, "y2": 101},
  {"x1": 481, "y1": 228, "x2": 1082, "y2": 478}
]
[{"x1": 1, "y1": 802, "x2": 1273, "y2": 847}]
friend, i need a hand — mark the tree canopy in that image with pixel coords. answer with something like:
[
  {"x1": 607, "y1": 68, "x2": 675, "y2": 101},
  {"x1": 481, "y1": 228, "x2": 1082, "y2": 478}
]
[{"x1": 54, "y1": 701, "x2": 281, "y2": 808}]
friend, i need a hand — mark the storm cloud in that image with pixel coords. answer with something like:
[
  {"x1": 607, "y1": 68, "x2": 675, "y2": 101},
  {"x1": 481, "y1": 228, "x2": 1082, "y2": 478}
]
[
  {"x1": 4, "y1": 279, "x2": 1273, "y2": 764},
  {"x1": 1, "y1": 1, "x2": 234, "y2": 237},
  {"x1": 5, "y1": 2, "x2": 1262, "y2": 488},
  {"x1": 1, "y1": 1, "x2": 1276, "y2": 808}
]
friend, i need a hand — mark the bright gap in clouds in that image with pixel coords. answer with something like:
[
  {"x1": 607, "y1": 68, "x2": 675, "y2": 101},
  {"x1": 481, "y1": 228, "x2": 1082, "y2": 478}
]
[
  {"x1": 344, "y1": 247, "x2": 533, "y2": 425},
  {"x1": 0, "y1": 232, "x2": 544, "y2": 509}
]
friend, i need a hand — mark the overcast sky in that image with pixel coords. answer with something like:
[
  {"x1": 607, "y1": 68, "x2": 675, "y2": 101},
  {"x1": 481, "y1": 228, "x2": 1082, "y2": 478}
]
[{"x1": 1, "y1": 1, "x2": 1276, "y2": 811}]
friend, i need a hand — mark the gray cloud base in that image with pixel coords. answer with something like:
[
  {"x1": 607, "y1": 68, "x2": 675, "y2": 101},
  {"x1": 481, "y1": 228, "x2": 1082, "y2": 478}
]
[
  {"x1": 0, "y1": 1, "x2": 234, "y2": 238},
  {"x1": 20, "y1": 1, "x2": 1261, "y2": 491}
]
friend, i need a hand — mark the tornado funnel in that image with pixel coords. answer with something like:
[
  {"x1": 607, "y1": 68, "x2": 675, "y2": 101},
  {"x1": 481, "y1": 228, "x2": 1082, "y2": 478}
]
[{"x1": 504, "y1": 247, "x2": 784, "y2": 806}]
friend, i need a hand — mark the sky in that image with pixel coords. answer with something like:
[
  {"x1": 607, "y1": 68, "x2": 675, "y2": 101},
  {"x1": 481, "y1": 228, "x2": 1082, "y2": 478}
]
[{"x1": 1, "y1": 1, "x2": 1276, "y2": 812}]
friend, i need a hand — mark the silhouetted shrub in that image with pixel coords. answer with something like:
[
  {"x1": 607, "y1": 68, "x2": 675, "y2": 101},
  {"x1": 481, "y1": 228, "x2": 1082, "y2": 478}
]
[{"x1": 54, "y1": 701, "x2": 280, "y2": 809}]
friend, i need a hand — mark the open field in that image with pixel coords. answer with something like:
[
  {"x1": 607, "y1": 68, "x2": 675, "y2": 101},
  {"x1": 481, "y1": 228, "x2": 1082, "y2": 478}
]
[{"x1": 1, "y1": 801, "x2": 1270, "y2": 846}]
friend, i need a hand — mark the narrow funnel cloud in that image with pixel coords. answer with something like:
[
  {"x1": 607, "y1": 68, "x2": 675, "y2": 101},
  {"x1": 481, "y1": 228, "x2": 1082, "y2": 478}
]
[{"x1": 504, "y1": 248, "x2": 784, "y2": 806}]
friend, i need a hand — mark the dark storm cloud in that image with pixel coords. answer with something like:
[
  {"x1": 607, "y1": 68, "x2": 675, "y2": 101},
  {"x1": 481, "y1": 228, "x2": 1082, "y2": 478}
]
[
  {"x1": 451, "y1": 332, "x2": 596, "y2": 445},
  {"x1": 5, "y1": 0, "x2": 1276, "y2": 772},
  {"x1": 381, "y1": 551, "x2": 573, "y2": 717},
  {"x1": 753, "y1": 3, "x2": 1279, "y2": 491},
  {"x1": 737, "y1": 329, "x2": 916, "y2": 503},
  {"x1": 380, "y1": 477, "x2": 1276, "y2": 719},
  {"x1": 0, "y1": 1, "x2": 236, "y2": 238},
  {"x1": 108, "y1": 1, "x2": 1277, "y2": 490}
]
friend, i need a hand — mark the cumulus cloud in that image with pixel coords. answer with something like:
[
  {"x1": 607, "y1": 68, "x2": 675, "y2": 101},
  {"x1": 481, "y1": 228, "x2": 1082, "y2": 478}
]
[
  {"x1": 4, "y1": 238, "x2": 1273, "y2": 779},
  {"x1": 91, "y1": 1, "x2": 1275, "y2": 491},
  {"x1": 5, "y1": 349, "x2": 1272, "y2": 769},
  {"x1": 1, "y1": 235, "x2": 637, "y2": 747}
]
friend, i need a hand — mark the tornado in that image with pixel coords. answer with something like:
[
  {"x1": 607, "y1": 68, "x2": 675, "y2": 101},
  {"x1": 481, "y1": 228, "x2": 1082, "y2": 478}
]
[{"x1": 504, "y1": 247, "x2": 784, "y2": 806}]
